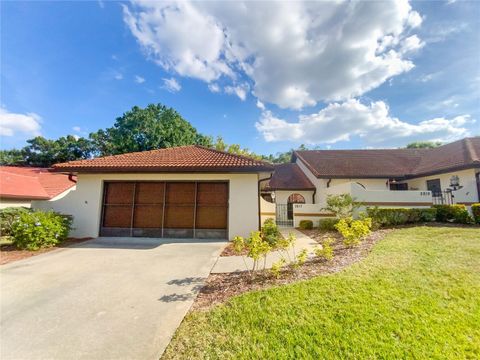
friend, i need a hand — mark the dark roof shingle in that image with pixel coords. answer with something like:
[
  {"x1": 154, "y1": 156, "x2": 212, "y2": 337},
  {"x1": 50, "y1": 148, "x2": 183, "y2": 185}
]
[
  {"x1": 293, "y1": 137, "x2": 480, "y2": 178},
  {"x1": 52, "y1": 145, "x2": 274, "y2": 173},
  {"x1": 266, "y1": 163, "x2": 315, "y2": 190}
]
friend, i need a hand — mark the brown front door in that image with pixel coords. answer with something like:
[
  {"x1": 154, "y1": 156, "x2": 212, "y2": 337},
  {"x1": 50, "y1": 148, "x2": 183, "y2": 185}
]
[{"x1": 100, "y1": 181, "x2": 228, "y2": 239}]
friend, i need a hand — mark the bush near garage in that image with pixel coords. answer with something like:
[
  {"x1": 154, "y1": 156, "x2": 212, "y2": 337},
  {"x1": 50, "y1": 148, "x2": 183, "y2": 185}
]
[
  {"x1": 432, "y1": 204, "x2": 474, "y2": 224},
  {"x1": 261, "y1": 218, "x2": 281, "y2": 246},
  {"x1": 0, "y1": 207, "x2": 32, "y2": 237},
  {"x1": 366, "y1": 207, "x2": 437, "y2": 228},
  {"x1": 11, "y1": 210, "x2": 73, "y2": 250},
  {"x1": 472, "y1": 203, "x2": 480, "y2": 224},
  {"x1": 298, "y1": 220, "x2": 313, "y2": 230}
]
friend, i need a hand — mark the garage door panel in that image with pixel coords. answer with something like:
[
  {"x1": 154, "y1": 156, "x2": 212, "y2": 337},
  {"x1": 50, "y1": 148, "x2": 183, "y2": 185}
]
[
  {"x1": 133, "y1": 205, "x2": 163, "y2": 228},
  {"x1": 166, "y1": 183, "x2": 195, "y2": 203},
  {"x1": 135, "y1": 182, "x2": 165, "y2": 204},
  {"x1": 103, "y1": 205, "x2": 132, "y2": 227},
  {"x1": 197, "y1": 183, "x2": 228, "y2": 205},
  {"x1": 164, "y1": 205, "x2": 195, "y2": 228},
  {"x1": 105, "y1": 183, "x2": 134, "y2": 204},
  {"x1": 196, "y1": 206, "x2": 227, "y2": 229}
]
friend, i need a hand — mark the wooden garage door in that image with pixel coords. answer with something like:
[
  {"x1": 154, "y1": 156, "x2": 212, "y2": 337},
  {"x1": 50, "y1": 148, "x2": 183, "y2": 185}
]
[{"x1": 100, "y1": 181, "x2": 228, "y2": 238}]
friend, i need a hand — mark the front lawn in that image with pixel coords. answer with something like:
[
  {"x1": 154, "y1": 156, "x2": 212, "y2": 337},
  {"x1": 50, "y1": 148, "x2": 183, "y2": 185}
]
[{"x1": 164, "y1": 227, "x2": 480, "y2": 359}]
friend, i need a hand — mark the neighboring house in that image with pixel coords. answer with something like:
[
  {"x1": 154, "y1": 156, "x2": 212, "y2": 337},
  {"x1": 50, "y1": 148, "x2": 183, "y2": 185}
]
[
  {"x1": 262, "y1": 137, "x2": 480, "y2": 227},
  {"x1": 0, "y1": 166, "x2": 76, "y2": 209},
  {"x1": 51, "y1": 146, "x2": 273, "y2": 239}
]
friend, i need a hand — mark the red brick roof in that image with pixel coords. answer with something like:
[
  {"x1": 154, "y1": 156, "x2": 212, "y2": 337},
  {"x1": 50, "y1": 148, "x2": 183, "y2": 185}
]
[
  {"x1": 52, "y1": 145, "x2": 274, "y2": 173},
  {"x1": 294, "y1": 137, "x2": 480, "y2": 179},
  {"x1": 266, "y1": 163, "x2": 315, "y2": 190},
  {"x1": 0, "y1": 167, "x2": 77, "y2": 200}
]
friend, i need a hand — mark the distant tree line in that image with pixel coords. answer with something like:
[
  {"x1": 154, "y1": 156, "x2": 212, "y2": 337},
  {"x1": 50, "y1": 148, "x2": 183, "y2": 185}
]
[{"x1": 0, "y1": 102, "x2": 444, "y2": 167}]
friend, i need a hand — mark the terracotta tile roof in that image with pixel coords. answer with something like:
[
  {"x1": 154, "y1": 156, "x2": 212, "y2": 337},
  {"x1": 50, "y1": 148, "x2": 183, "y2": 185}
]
[
  {"x1": 294, "y1": 137, "x2": 480, "y2": 179},
  {"x1": 0, "y1": 167, "x2": 77, "y2": 200},
  {"x1": 266, "y1": 163, "x2": 315, "y2": 190},
  {"x1": 52, "y1": 145, "x2": 274, "y2": 173}
]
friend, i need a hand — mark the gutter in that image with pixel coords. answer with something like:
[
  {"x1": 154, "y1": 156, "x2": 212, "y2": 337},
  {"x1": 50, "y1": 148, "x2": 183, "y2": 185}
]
[{"x1": 258, "y1": 173, "x2": 273, "y2": 230}]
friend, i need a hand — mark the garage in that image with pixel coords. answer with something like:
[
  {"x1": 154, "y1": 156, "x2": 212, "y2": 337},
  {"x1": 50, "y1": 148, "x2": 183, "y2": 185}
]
[{"x1": 100, "y1": 181, "x2": 228, "y2": 239}]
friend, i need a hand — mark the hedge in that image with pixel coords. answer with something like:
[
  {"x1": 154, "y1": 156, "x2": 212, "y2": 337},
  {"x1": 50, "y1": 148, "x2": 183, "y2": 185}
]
[
  {"x1": 366, "y1": 207, "x2": 437, "y2": 228},
  {"x1": 298, "y1": 220, "x2": 313, "y2": 230},
  {"x1": 11, "y1": 210, "x2": 73, "y2": 250},
  {"x1": 318, "y1": 218, "x2": 339, "y2": 231},
  {"x1": 472, "y1": 203, "x2": 480, "y2": 224},
  {"x1": 432, "y1": 204, "x2": 474, "y2": 224},
  {"x1": 0, "y1": 207, "x2": 32, "y2": 236}
]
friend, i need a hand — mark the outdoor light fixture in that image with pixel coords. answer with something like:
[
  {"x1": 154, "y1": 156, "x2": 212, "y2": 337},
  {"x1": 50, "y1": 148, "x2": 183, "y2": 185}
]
[
  {"x1": 449, "y1": 175, "x2": 462, "y2": 190},
  {"x1": 270, "y1": 191, "x2": 276, "y2": 202}
]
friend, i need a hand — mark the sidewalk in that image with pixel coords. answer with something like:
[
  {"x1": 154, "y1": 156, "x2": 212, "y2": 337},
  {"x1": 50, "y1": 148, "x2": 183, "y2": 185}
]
[{"x1": 211, "y1": 228, "x2": 319, "y2": 274}]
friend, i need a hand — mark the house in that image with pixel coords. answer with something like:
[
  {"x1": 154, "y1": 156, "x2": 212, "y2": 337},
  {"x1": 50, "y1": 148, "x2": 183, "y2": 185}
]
[
  {"x1": 0, "y1": 166, "x2": 76, "y2": 209},
  {"x1": 262, "y1": 137, "x2": 480, "y2": 227},
  {"x1": 49, "y1": 146, "x2": 273, "y2": 239},
  {"x1": 35, "y1": 137, "x2": 479, "y2": 239}
]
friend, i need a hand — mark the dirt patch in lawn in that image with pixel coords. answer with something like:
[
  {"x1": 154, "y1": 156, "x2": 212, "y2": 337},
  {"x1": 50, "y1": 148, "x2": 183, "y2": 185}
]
[
  {"x1": 0, "y1": 238, "x2": 93, "y2": 265},
  {"x1": 193, "y1": 229, "x2": 390, "y2": 310}
]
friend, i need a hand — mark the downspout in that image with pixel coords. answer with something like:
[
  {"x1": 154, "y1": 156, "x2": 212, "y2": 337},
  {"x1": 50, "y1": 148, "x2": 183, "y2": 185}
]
[
  {"x1": 68, "y1": 173, "x2": 77, "y2": 183},
  {"x1": 312, "y1": 188, "x2": 316, "y2": 204},
  {"x1": 258, "y1": 174, "x2": 273, "y2": 230}
]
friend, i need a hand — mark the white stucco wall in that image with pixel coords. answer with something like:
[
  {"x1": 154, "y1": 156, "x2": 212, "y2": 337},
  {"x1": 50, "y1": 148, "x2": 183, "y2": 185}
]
[
  {"x1": 0, "y1": 199, "x2": 32, "y2": 209},
  {"x1": 405, "y1": 168, "x2": 479, "y2": 204},
  {"x1": 33, "y1": 173, "x2": 261, "y2": 240}
]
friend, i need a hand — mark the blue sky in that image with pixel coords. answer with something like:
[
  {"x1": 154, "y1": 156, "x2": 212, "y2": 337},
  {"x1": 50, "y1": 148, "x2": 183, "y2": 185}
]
[{"x1": 1, "y1": 0, "x2": 479, "y2": 155}]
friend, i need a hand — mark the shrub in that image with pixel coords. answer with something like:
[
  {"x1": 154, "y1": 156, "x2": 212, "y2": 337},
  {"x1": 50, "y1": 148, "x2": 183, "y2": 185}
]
[
  {"x1": 366, "y1": 207, "x2": 437, "y2": 228},
  {"x1": 233, "y1": 231, "x2": 272, "y2": 276},
  {"x1": 298, "y1": 220, "x2": 313, "y2": 230},
  {"x1": 270, "y1": 258, "x2": 286, "y2": 278},
  {"x1": 318, "y1": 218, "x2": 339, "y2": 231},
  {"x1": 323, "y1": 193, "x2": 361, "y2": 219},
  {"x1": 292, "y1": 248, "x2": 308, "y2": 270},
  {"x1": 335, "y1": 217, "x2": 372, "y2": 247},
  {"x1": 261, "y1": 218, "x2": 280, "y2": 246},
  {"x1": 433, "y1": 204, "x2": 474, "y2": 224},
  {"x1": 11, "y1": 210, "x2": 73, "y2": 250},
  {"x1": 0, "y1": 207, "x2": 31, "y2": 236},
  {"x1": 314, "y1": 238, "x2": 334, "y2": 261},
  {"x1": 472, "y1": 203, "x2": 480, "y2": 224}
]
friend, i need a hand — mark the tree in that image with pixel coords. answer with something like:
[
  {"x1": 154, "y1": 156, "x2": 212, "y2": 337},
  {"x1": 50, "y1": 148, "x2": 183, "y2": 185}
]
[
  {"x1": 0, "y1": 149, "x2": 25, "y2": 165},
  {"x1": 22, "y1": 136, "x2": 93, "y2": 167},
  {"x1": 262, "y1": 144, "x2": 309, "y2": 164},
  {"x1": 405, "y1": 141, "x2": 442, "y2": 149},
  {"x1": 89, "y1": 104, "x2": 211, "y2": 156}
]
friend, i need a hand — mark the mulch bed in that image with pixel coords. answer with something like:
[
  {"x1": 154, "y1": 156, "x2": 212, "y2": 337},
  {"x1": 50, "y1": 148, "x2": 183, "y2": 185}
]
[
  {"x1": 0, "y1": 237, "x2": 93, "y2": 265},
  {"x1": 193, "y1": 229, "x2": 390, "y2": 310}
]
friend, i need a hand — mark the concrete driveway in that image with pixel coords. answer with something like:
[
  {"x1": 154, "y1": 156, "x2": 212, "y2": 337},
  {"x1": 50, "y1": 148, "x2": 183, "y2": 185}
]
[{"x1": 0, "y1": 237, "x2": 226, "y2": 360}]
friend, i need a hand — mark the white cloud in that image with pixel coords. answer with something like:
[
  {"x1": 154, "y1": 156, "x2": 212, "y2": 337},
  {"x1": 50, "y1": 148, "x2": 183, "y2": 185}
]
[
  {"x1": 256, "y1": 100, "x2": 266, "y2": 110},
  {"x1": 72, "y1": 126, "x2": 82, "y2": 132},
  {"x1": 255, "y1": 99, "x2": 472, "y2": 145},
  {"x1": 208, "y1": 83, "x2": 220, "y2": 93},
  {"x1": 0, "y1": 107, "x2": 42, "y2": 137},
  {"x1": 224, "y1": 83, "x2": 249, "y2": 101},
  {"x1": 114, "y1": 72, "x2": 123, "y2": 80},
  {"x1": 162, "y1": 77, "x2": 182, "y2": 92},
  {"x1": 135, "y1": 75, "x2": 145, "y2": 84},
  {"x1": 124, "y1": 0, "x2": 423, "y2": 109},
  {"x1": 400, "y1": 35, "x2": 424, "y2": 54}
]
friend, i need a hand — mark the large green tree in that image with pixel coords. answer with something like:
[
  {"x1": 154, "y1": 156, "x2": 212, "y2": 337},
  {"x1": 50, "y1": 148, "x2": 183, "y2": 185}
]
[
  {"x1": 22, "y1": 136, "x2": 94, "y2": 167},
  {"x1": 90, "y1": 104, "x2": 212, "y2": 156},
  {"x1": 405, "y1": 141, "x2": 442, "y2": 149}
]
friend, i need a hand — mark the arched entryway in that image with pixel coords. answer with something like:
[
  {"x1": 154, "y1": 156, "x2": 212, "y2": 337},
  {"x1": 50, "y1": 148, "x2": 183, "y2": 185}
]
[{"x1": 287, "y1": 193, "x2": 306, "y2": 221}]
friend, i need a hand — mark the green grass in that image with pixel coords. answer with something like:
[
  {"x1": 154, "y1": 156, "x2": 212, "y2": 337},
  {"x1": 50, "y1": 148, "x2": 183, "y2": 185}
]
[{"x1": 163, "y1": 227, "x2": 480, "y2": 359}]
